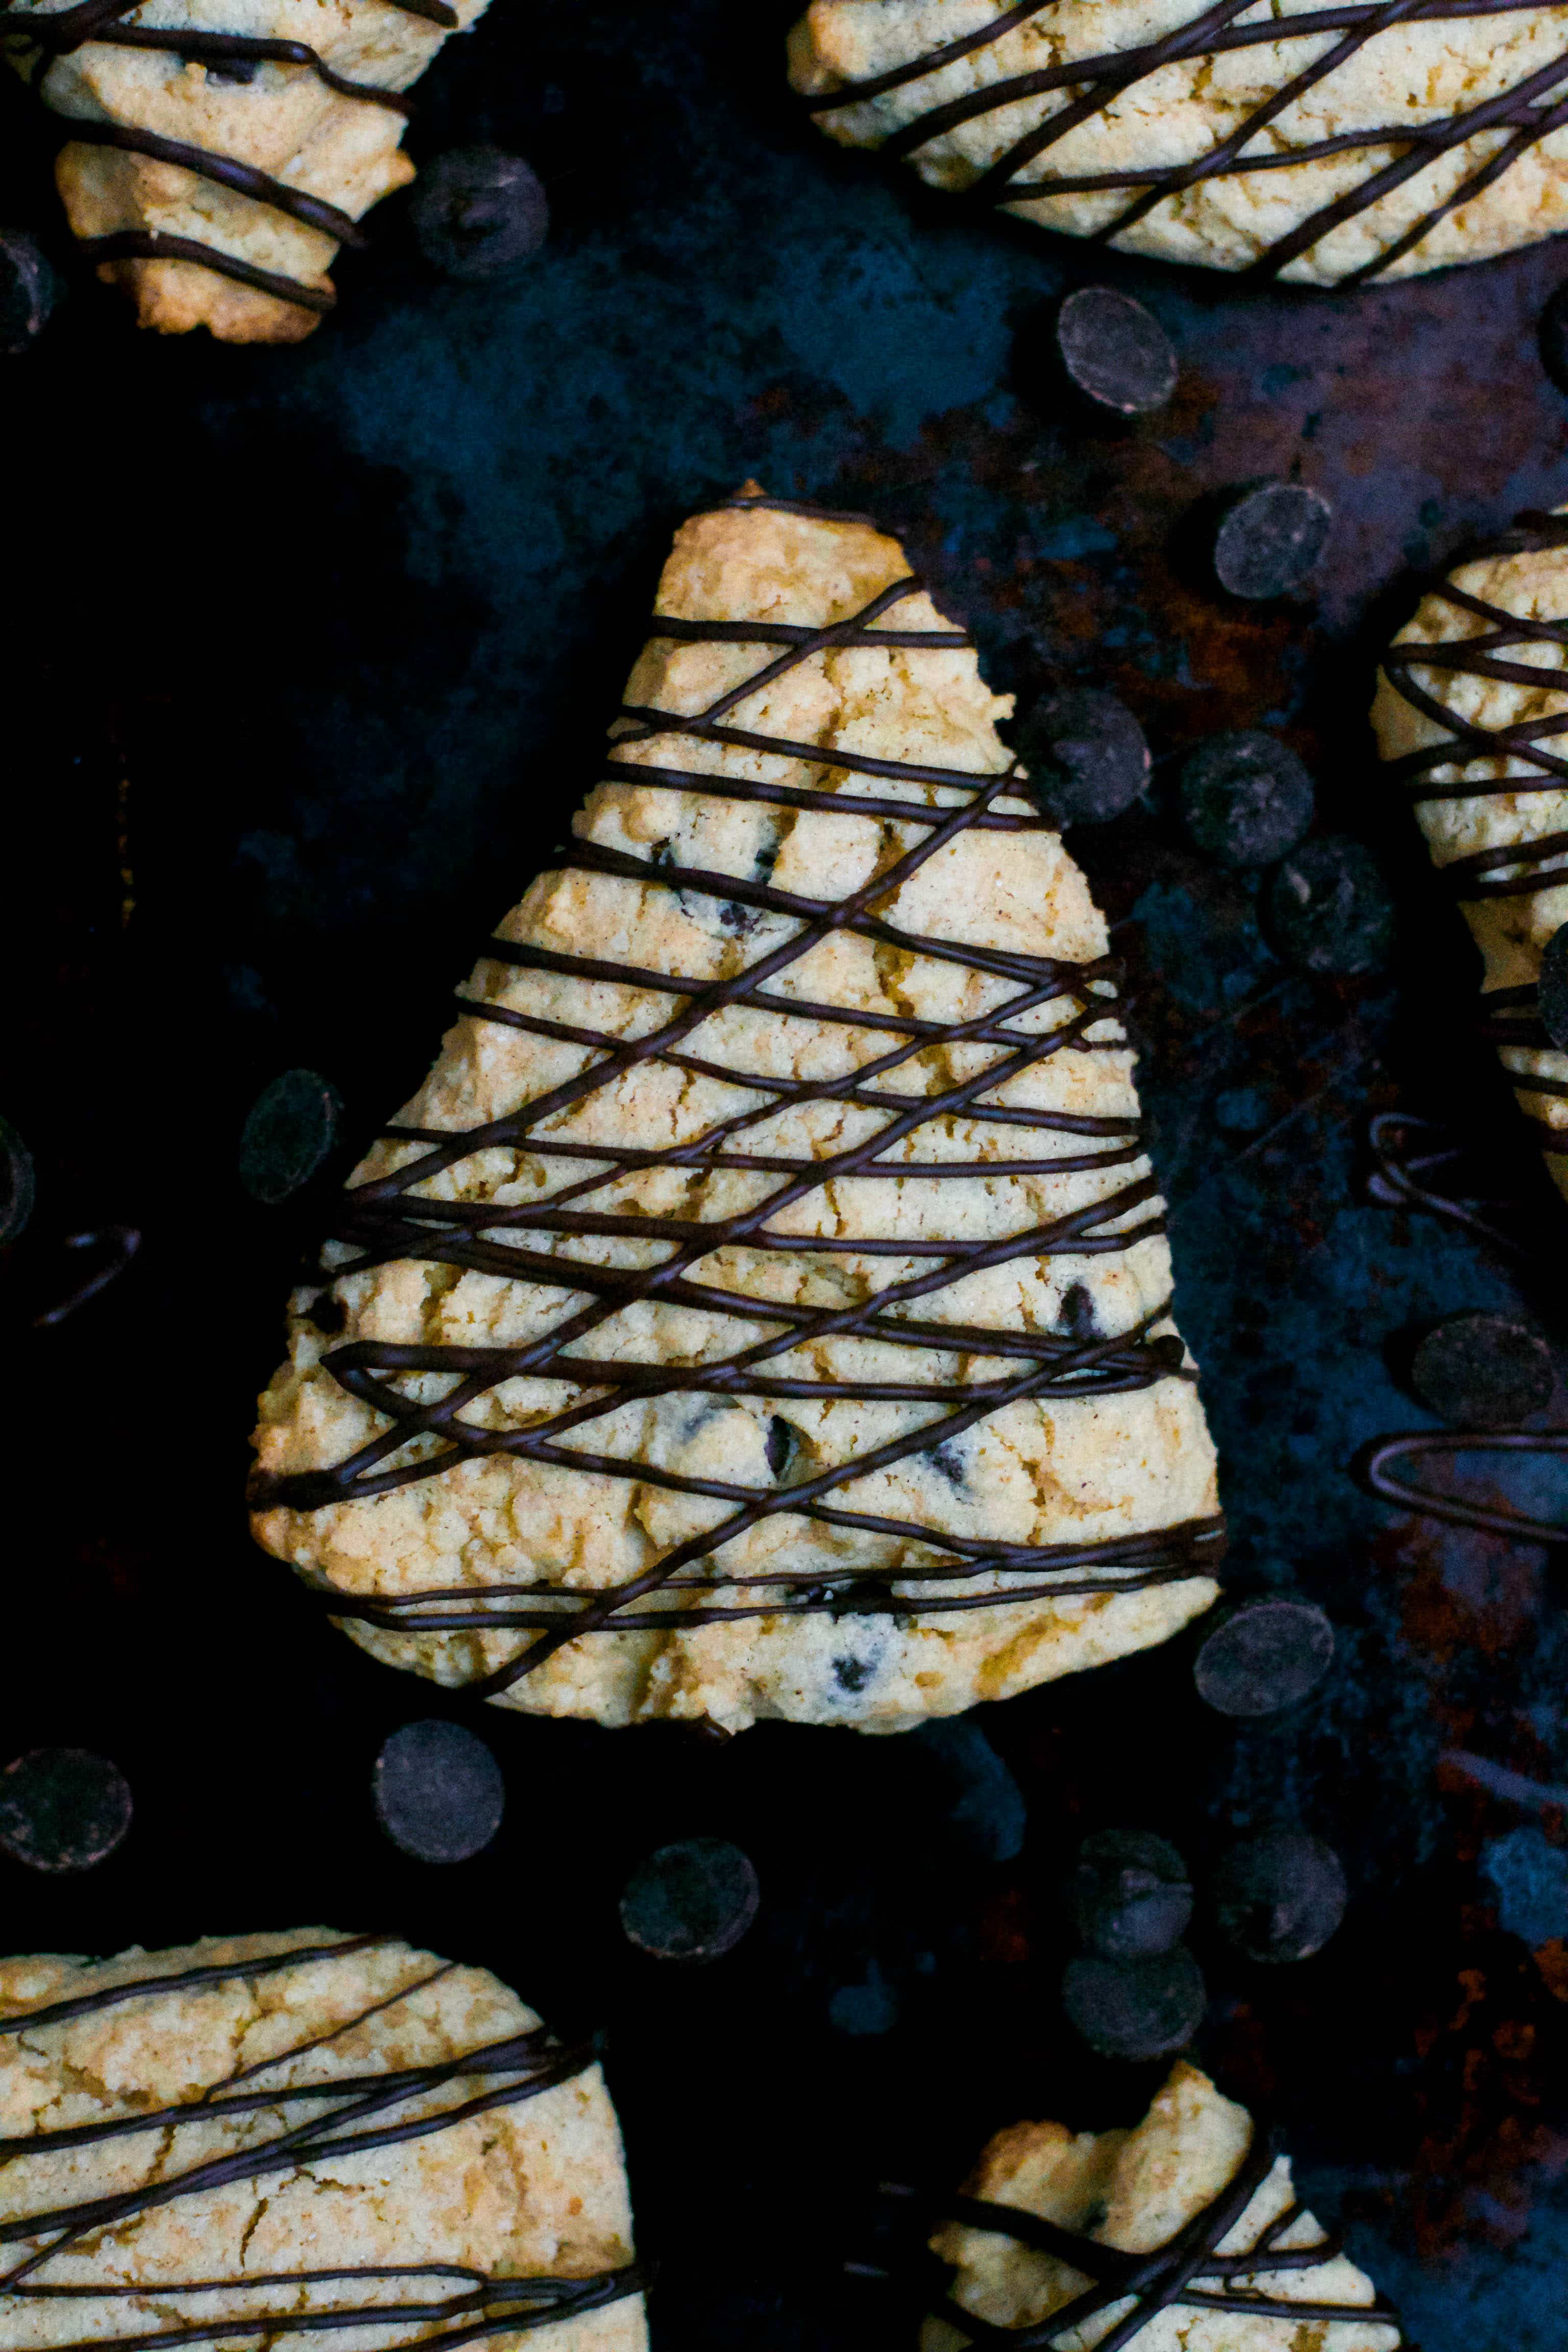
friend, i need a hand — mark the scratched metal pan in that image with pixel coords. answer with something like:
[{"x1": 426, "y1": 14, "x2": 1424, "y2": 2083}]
[{"x1": 3, "y1": 2, "x2": 1568, "y2": 2345}]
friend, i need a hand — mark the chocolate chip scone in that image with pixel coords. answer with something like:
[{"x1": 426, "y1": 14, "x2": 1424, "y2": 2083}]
[
  {"x1": 788, "y1": 0, "x2": 1568, "y2": 286},
  {"x1": 2, "y1": 0, "x2": 490, "y2": 341},
  {"x1": 0, "y1": 1928, "x2": 645, "y2": 2352},
  {"x1": 921, "y1": 2061, "x2": 1402, "y2": 2348},
  {"x1": 250, "y1": 484, "x2": 1222, "y2": 1734},
  {"x1": 1373, "y1": 506, "x2": 1568, "y2": 1199}
]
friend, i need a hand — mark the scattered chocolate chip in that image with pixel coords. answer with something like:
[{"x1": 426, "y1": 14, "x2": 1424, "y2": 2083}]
[
  {"x1": 1212, "y1": 1829, "x2": 1346, "y2": 1962},
  {"x1": 1068, "y1": 1828, "x2": 1193, "y2": 1960},
  {"x1": 411, "y1": 148, "x2": 549, "y2": 280},
  {"x1": 1178, "y1": 731, "x2": 1315, "y2": 869},
  {"x1": 307, "y1": 1290, "x2": 348, "y2": 1336},
  {"x1": 0, "y1": 1114, "x2": 35, "y2": 1245},
  {"x1": 0, "y1": 1749, "x2": 132, "y2": 1873},
  {"x1": 1055, "y1": 286, "x2": 1177, "y2": 416},
  {"x1": 1538, "y1": 919, "x2": 1568, "y2": 1052},
  {"x1": 1017, "y1": 688, "x2": 1150, "y2": 826},
  {"x1": 0, "y1": 231, "x2": 58, "y2": 355},
  {"x1": 619, "y1": 1836, "x2": 759, "y2": 1963},
  {"x1": 909, "y1": 1719, "x2": 1027, "y2": 1863},
  {"x1": 1212, "y1": 481, "x2": 1332, "y2": 601},
  {"x1": 1061, "y1": 1945, "x2": 1206, "y2": 2060},
  {"x1": 767, "y1": 1414, "x2": 799, "y2": 1480},
  {"x1": 1193, "y1": 1599, "x2": 1335, "y2": 1718},
  {"x1": 1540, "y1": 283, "x2": 1568, "y2": 396},
  {"x1": 239, "y1": 1068, "x2": 342, "y2": 1204},
  {"x1": 1410, "y1": 1311, "x2": 1554, "y2": 1429},
  {"x1": 1267, "y1": 836, "x2": 1394, "y2": 975},
  {"x1": 373, "y1": 1720, "x2": 505, "y2": 1864}
]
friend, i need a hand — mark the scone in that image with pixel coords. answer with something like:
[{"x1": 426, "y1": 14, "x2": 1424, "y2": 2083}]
[
  {"x1": 1373, "y1": 506, "x2": 1568, "y2": 1201},
  {"x1": 788, "y1": 0, "x2": 1568, "y2": 286},
  {"x1": 3, "y1": 0, "x2": 490, "y2": 341},
  {"x1": 0, "y1": 1928, "x2": 645, "y2": 2352},
  {"x1": 250, "y1": 483, "x2": 1224, "y2": 1734},
  {"x1": 922, "y1": 2061, "x2": 1402, "y2": 2349}
]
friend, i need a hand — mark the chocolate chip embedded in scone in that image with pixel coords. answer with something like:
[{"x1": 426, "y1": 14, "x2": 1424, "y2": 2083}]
[
  {"x1": 0, "y1": 1928, "x2": 646, "y2": 2352},
  {"x1": 922, "y1": 2061, "x2": 1403, "y2": 2349},
  {"x1": 1372, "y1": 506, "x2": 1568, "y2": 1201},
  {"x1": 3, "y1": 0, "x2": 493, "y2": 341},
  {"x1": 789, "y1": 0, "x2": 1568, "y2": 287},
  {"x1": 249, "y1": 482, "x2": 1223, "y2": 1733}
]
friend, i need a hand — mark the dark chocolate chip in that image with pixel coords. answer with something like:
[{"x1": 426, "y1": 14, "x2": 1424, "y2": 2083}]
[
  {"x1": 307, "y1": 1290, "x2": 348, "y2": 1336},
  {"x1": 1178, "y1": 732, "x2": 1315, "y2": 869},
  {"x1": 1212, "y1": 1829, "x2": 1346, "y2": 1962},
  {"x1": 908, "y1": 1720, "x2": 1027, "y2": 1863},
  {"x1": 1540, "y1": 283, "x2": 1568, "y2": 396},
  {"x1": 1055, "y1": 286, "x2": 1178, "y2": 416},
  {"x1": 1267, "y1": 837, "x2": 1393, "y2": 975},
  {"x1": 0, "y1": 1114, "x2": 35, "y2": 1245},
  {"x1": 1016, "y1": 688, "x2": 1150, "y2": 827},
  {"x1": 1538, "y1": 919, "x2": 1568, "y2": 1052},
  {"x1": 1193, "y1": 1599, "x2": 1335, "y2": 1718},
  {"x1": 1212, "y1": 481, "x2": 1332, "y2": 601},
  {"x1": 373, "y1": 1719, "x2": 505, "y2": 1864},
  {"x1": 239, "y1": 1068, "x2": 342, "y2": 1204},
  {"x1": 410, "y1": 148, "x2": 549, "y2": 281},
  {"x1": 619, "y1": 1836, "x2": 758, "y2": 1962},
  {"x1": 1068, "y1": 1828, "x2": 1193, "y2": 1960},
  {"x1": 924, "y1": 1437, "x2": 967, "y2": 1489},
  {"x1": 1060, "y1": 1280, "x2": 1098, "y2": 1340},
  {"x1": 1410, "y1": 1311, "x2": 1554, "y2": 1430},
  {"x1": 1061, "y1": 1945, "x2": 1206, "y2": 2060},
  {"x1": 202, "y1": 55, "x2": 258, "y2": 83},
  {"x1": 0, "y1": 231, "x2": 59, "y2": 356},
  {"x1": 0, "y1": 1749, "x2": 131, "y2": 1873},
  {"x1": 834, "y1": 1655, "x2": 872, "y2": 1692}
]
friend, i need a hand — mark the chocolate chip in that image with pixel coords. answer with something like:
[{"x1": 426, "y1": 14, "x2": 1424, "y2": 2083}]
[
  {"x1": 1538, "y1": 919, "x2": 1568, "y2": 1052},
  {"x1": 1068, "y1": 1828, "x2": 1193, "y2": 1960},
  {"x1": 1540, "y1": 283, "x2": 1568, "y2": 396},
  {"x1": 1178, "y1": 732, "x2": 1315, "y2": 869},
  {"x1": 619, "y1": 1836, "x2": 759, "y2": 1962},
  {"x1": 411, "y1": 148, "x2": 549, "y2": 281},
  {"x1": 239, "y1": 1068, "x2": 341, "y2": 1204},
  {"x1": 0, "y1": 1749, "x2": 131, "y2": 1873},
  {"x1": 909, "y1": 1720, "x2": 1027, "y2": 1863},
  {"x1": 1061, "y1": 1945, "x2": 1206, "y2": 2060},
  {"x1": 0, "y1": 1114, "x2": 35, "y2": 1245},
  {"x1": 1193, "y1": 1599, "x2": 1335, "y2": 1718},
  {"x1": 1410, "y1": 1311, "x2": 1553, "y2": 1429},
  {"x1": 1055, "y1": 286, "x2": 1177, "y2": 416},
  {"x1": 202, "y1": 55, "x2": 258, "y2": 83},
  {"x1": 834, "y1": 1655, "x2": 871, "y2": 1692},
  {"x1": 0, "y1": 231, "x2": 58, "y2": 356},
  {"x1": 1267, "y1": 836, "x2": 1393, "y2": 975},
  {"x1": 766, "y1": 1415, "x2": 796, "y2": 1479},
  {"x1": 307, "y1": 1290, "x2": 347, "y2": 1336},
  {"x1": 373, "y1": 1720, "x2": 504, "y2": 1864},
  {"x1": 1017, "y1": 688, "x2": 1150, "y2": 826},
  {"x1": 1212, "y1": 481, "x2": 1332, "y2": 601},
  {"x1": 1212, "y1": 1829, "x2": 1346, "y2": 1962}
]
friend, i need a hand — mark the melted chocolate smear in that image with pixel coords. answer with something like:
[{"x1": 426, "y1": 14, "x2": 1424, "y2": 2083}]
[
  {"x1": 256, "y1": 496, "x2": 1224, "y2": 1690},
  {"x1": 802, "y1": 0, "x2": 1560, "y2": 288}
]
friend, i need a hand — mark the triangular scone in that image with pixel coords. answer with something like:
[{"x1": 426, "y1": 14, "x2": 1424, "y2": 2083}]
[
  {"x1": 0, "y1": 1928, "x2": 646, "y2": 2352},
  {"x1": 925, "y1": 2062, "x2": 1402, "y2": 2350},
  {"x1": 4, "y1": 0, "x2": 489, "y2": 341},
  {"x1": 250, "y1": 485, "x2": 1223, "y2": 1734},
  {"x1": 788, "y1": 0, "x2": 1568, "y2": 286},
  {"x1": 1373, "y1": 508, "x2": 1568, "y2": 1202}
]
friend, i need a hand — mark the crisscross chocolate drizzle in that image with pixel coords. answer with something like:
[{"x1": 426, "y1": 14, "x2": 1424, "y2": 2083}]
[
  {"x1": 877, "y1": 2122, "x2": 1403, "y2": 2349},
  {"x1": 1381, "y1": 508, "x2": 1568, "y2": 1158},
  {"x1": 1, "y1": 0, "x2": 447, "y2": 316},
  {"x1": 800, "y1": 0, "x2": 1568, "y2": 284},
  {"x1": 0, "y1": 1933, "x2": 644, "y2": 2338},
  {"x1": 251, "y1": 490, "x2": 1224, "y2": 1693}
]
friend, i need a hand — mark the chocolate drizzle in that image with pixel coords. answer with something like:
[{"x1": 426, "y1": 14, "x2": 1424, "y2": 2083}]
[
  {"x1": 0, "y1": 1933, "x2": 644, "y2": 2339},
  {"x1": 1363, "y1": 1425, "x2": 1568, "y2": 1543},
  {"x1": 871, "y1": 2123, "x2": 1403, "y2": 2348},
  {"x1": 0, "y1": 0, "x2": 445, "y2": 316},
  {"x1": 1380, "y1": 509, "x2": 1568, "y2": 1162},
  {"x1": 799, "y1": 0, "x2": 1568, "y2": 284},
  {"x1": 251, "y1": 490, "x2": 1223, "y2": 1692}
]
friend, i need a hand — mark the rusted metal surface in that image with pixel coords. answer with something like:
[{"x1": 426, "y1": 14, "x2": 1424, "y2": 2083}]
[{"x1": 4, "y1": 3, "x2": 1568, "y2": 2343}]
